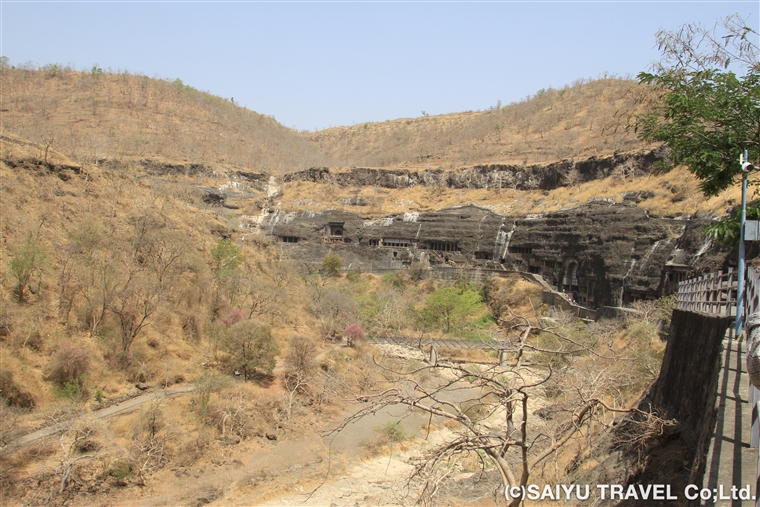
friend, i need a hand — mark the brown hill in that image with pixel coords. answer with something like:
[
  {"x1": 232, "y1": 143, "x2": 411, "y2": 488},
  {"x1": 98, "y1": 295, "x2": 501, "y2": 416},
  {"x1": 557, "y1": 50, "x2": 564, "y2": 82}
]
[
  {"x1": 0, "y1": 65, "x2": 330, "y2": 173},
  {"x1": 0, "y1": 67, "x2": 738, "y2": 507},
  {"x1": 307, "y1": 78, "x2": 649, "y2": 169},
  {"x1": 1, "y1": 66, "x2": 652, "y2": 173}
]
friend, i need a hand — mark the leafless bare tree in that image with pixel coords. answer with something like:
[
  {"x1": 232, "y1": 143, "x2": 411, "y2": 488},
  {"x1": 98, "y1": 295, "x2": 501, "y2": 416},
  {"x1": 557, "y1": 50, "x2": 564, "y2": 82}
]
[{"x1": 327, "y1": 315, "x2": 668, "y2": 506}]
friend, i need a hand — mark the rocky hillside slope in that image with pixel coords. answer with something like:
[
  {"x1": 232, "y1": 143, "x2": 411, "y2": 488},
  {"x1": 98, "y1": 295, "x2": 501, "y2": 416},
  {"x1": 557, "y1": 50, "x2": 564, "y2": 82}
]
[{"x1": 1, "y1": 67, "x2": 652, "y2": 174}]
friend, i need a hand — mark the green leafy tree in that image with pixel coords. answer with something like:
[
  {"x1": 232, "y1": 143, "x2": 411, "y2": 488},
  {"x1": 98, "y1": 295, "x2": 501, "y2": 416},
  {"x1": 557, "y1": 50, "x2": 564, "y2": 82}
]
[
  {"x1": 321, "y1": 254, "x2": 344, "y2": 277},
  {"x1": 419, "y1": 285, "x2": 485, "y2": 333},
  {"x1": 211, "y1": 238, "x2": 242, "y2": 275},
  {"x1": 705, "y1": 201, "x2": 760, "y2": 245},
  {"x1": 9, "y1": 236, "x2": 46, "y2": 302},
  {"x1": 634, "y1": 15, "x2": 759, "y2": 197},
  {"x1": 223, "y1": 320, "x2": 279, "y2": 380}
]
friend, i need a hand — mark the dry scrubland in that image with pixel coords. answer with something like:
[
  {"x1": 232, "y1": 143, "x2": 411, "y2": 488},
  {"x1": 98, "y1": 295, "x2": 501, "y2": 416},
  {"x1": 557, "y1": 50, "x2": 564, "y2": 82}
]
[
  {"x1": 0, "y1": 66, "x2": 703, "y2": 505},
  {"x1": 308, "y1": 78, "x2": 647, "y2": 168},
  {"x1": 0, "y1": 65, "x2": 328, "y2": 172},
  {"x1": 3, "y1": 66, "x2": 649, "y2": 172}
]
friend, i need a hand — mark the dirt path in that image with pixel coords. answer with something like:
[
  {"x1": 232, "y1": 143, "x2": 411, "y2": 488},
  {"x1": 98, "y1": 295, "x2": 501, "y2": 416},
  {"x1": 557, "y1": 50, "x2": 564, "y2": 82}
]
[
  {"x1": 6, "y1": 342, "x2": 346, "y2": 449},
  {"x1": 8, "y1": 385, "x2": 197, "y2": 448},
  {"x1": 118, "y1": 401, "x2": 448, "y2": 507},
  {"x1": 7, "y1": 343, "x2": 489, "y2": 506}
]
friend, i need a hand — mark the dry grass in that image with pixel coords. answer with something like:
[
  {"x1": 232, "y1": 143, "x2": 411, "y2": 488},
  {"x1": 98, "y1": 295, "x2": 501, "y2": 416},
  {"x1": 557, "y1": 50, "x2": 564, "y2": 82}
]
[
  {"x1": 276, "y1": 165, "x2": 740, "y2": 219},
  {"x1": 308, "y1": 78, "x2": 650, "y2": 169},
  {"x1": 0, "y1": 64, "x2": 725, "y2": 506},
  {"x1": 2, "y1": 67, "x2": 658, "y2": 175},
  {"x1": 0, "y1": 66, "x2": 329, "y2": 172}
]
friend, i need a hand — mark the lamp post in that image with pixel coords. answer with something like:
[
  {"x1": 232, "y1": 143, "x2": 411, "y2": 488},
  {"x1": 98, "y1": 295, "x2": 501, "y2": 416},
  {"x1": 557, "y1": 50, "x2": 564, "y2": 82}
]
[{"x1": 737, "y1": 150, "x2": 754, "y2": 338}]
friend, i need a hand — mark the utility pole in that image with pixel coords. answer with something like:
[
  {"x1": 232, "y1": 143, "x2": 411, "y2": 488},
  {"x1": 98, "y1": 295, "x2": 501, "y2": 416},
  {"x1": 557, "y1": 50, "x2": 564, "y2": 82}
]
[{"x1": 737, "y1": 150, "x2": 755, "y2": 337}]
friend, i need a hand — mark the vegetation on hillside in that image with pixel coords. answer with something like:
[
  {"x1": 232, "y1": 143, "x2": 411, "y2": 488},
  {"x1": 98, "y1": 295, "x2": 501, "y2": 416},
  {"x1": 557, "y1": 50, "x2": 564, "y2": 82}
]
[
  {"x1": 0, "y1": 134, "x2": 669, "y2": 505},
  {"x1": 309, "y1": 77, "x2": 651, "y2": 168},
  {"x1": 0, "y1": 62, "x2": 330, "y2": 172},
  {"x1": 1, "y1": 61, "x2": 657, "y2": 174},
  {"x1": 0, "y1": 35, "x2": 725, "y2": 501}
]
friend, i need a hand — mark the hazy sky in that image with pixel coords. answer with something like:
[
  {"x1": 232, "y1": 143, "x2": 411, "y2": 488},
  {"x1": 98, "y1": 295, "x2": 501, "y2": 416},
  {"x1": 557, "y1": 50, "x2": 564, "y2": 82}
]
[{"x1": 1, "y1": 2, "x2": 757, "y2": 131}]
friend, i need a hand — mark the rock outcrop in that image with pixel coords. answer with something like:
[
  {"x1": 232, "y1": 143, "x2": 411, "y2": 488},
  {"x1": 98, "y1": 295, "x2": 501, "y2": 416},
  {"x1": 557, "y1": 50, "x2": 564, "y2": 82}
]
[
  {"x1": 282, "y1": 149, "x2": 665, "y2": 191},
  {"x1": 263, "y1": 201, "x2": 731, "y2": 307}
]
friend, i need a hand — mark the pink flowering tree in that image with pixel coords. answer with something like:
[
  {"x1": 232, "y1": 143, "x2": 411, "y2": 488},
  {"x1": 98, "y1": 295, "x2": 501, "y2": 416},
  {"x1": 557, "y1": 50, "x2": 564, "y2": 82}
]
[{"x1": 344, "y1": 323, "x2": 366, "y2": 347}]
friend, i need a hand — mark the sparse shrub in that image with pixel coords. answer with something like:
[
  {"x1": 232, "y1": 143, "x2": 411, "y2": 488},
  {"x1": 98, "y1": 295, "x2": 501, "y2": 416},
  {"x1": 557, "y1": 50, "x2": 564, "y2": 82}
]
[
  {"x1": 321, "y1": 254, "x2": 344, "y2": 277},
  {"x1": 0, "y1": 371, "x2": 35, "y2": 408},
  {"x1": 285, "y1": 334, "x2": 317, "y2": 374},
  {"x1": 49, "y1": 342, "x2": 90, "y2": 387},
  {"x1": 221, "y1": 308, "x2": 244, "y2": 328},
  {"x1": 383, "y1": 271, "x2": 407, "y2": 289},
  {"x1": 181, "y1": 312, "x2": 203, "y2": 341},
  {"x1": 488, "y1": 278, "x2": 543, "y2": 320},
  {"x1": 211, "y1": 238, "x2": 242, "y2": 275},
  {"x1": 626, "y1": 321, "x2": 658, "y2": 347},
  {"x1": 315, "y1": 289, "x2": 358, "y2": 341},
  {"x1": 22, "y1": 330, "x2": 44, "y2": 352},
  {"x1": 194, "y1": 375, "x2": 231, "y2": 423},
  {"x1": 56, "y1": 377, "x2": 88, "y2": 401},
  {"x1": 8, "y1": 236, "x2": 46, "y2": 303},
  {"x1": 140, "y1": 399, "x2": 164, "y2": 439},
  {"x1": 374, "y1": 421, "x2": 408, "y2": 445},
  {"x1": 109, "y1": 459, "x2": 132, "y2": 480}
]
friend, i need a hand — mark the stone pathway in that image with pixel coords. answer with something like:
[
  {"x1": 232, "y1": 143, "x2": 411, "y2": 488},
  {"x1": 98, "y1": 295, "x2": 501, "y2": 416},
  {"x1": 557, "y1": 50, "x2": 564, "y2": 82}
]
[{"x1": 703, "y1": 333, "x2": 758, "y2": 506}]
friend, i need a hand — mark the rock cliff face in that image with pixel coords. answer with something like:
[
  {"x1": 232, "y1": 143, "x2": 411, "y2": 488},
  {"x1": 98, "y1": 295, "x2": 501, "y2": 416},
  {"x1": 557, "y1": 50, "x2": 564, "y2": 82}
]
[
  {"x1": 504, "y1": 203, "x2": 684, "y2": 306},
  {"x1": 282, "y1": 149, "x2": 665, "y2": 191},
  {"x1": 263, "y1": 201, "x2": 730, "y2": 307}
]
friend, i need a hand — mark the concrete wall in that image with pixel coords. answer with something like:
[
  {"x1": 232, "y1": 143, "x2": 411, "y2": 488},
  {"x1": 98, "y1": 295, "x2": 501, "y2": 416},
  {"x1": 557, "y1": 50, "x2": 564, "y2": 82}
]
[
  {"x1": 566, "y1": 309, "x2": 730, "y2": 505},
  {"x1": 650, "y1": 309, "x2": 731, "y2": 500}
]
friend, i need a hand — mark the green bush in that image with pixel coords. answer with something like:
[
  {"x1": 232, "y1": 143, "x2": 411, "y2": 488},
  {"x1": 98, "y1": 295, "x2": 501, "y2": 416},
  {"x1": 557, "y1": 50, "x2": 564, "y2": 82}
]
[
  {"x1": 8, "y1": 237, "x2": 46, "y2": 302},
  {"x1": 55, "y1": 377, "x2": 88, "y2": 402},
  {"x1": 109, "y1": 459, "x2": 132, "y2": 480},
  {"x1": 211, "y1": 238, "x2": 242, "y2": 274},
  {"x1": 321, "y1": 254, "x2": 344, "y2": 277},
  {"x1": 418, "y1": 285, "x2": 485, "y2": 333},
  {"x1": 383, "y1": 272, "x2": 407, "y2": 289},
  {"x1": 375, "y1": 421, "x2": 407, "y2": 444}
]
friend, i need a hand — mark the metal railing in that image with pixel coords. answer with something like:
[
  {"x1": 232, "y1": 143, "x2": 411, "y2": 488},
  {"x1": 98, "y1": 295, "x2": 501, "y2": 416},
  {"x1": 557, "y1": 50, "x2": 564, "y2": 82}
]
[
  {"x1": 677, "y1": 269, "x2": 738, "y2": 316},
  {"x1": 679, "y1": 266, "x2": 760, "y2": 503}
]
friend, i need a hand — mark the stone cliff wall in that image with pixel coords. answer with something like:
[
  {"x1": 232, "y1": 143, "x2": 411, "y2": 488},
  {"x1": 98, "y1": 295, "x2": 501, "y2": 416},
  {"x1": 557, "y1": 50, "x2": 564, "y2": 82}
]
[
  {"x1": 281, "y1": 150, "x2": 665, "y2": 191},
  {"x1": 263, "y1": 202, "x2": 731, "y2": 307}
]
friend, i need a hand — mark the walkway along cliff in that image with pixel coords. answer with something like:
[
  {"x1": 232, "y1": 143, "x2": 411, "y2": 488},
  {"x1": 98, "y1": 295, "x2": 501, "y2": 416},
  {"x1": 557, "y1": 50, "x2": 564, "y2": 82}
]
[{"x1": 569, "y1": 268, "x2": 759, "y2": 506}]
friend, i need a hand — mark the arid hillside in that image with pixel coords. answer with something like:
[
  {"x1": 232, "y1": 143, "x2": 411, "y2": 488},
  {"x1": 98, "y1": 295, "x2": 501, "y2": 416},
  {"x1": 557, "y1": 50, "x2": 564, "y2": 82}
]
[
  {"x1": 0, "y1": 65, "x2": 330, "y2": 173},
  {"x1": 308, "y1": 78, "x2": 650, "y2": 168},
  {"x1": 0, "y1": 64, "x2": 733, "y2": 507},
  {"x1": 1, "y1": 65, "x2": 654, "y2": 173}
]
